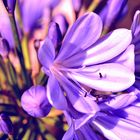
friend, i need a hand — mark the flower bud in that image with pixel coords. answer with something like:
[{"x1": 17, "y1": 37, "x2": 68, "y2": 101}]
[
  {"x1": 21, "y1": 85, "x2": 52, "y2": 118},
  {"x1": 3, "y1": 0, "x2": 16, "y2": 14},
  {"x1": 0, "y1": 113, "x2": 13, "y2": 134},
  {"x1": 48, "y1": 22, "x2": 62, "y2": 49},
  {"x1": 53, "y1": 14, "x2": 69, "y2": 36},
  {"x1": 0, "y1": 37, "x2": 10, "y2": 58}
]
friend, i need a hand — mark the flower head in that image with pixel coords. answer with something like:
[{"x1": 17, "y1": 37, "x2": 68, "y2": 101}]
[
  {"x1": 21, "y1": 85, "x2": 52, "y2": 118},
  {"x1": 38, "y1": 12, "x2": 134, "y2": 124}
]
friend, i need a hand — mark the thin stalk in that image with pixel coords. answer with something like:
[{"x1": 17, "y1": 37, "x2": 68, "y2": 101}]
[{"x1": 9, "y1": 14, "x2": 32, "y2": 87}]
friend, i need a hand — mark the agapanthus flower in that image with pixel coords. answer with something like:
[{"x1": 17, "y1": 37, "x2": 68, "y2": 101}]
[
  {"x1": 63, "y1": 90, "x2": 140, "y2": 140},
  {"x1": 21, "y1": 85, "x2": 52, "y2": 118},
  {"x1": 38, "y1": 12, "x2": 134, "y2": 114},
  {"x1": 0, "y1": 0, "x2": 15, "y2": 49},
  {"x1": 0, "y1": 113, "x2": 13, "y2": 134}
]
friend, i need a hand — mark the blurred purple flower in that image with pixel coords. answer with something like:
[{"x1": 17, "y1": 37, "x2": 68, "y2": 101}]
[
  {"x1": 100, "y1": 0, "x2": 128, "y2": 29},
  {"x1": 2, "y1": 0, "x2": 16, "y2": 14},
  {"x1": 0, "y1": 113, "x2": 13, "y2": 134},
  {"x1": 21, "y1": 85, "x2": 52, "y2": 118},
  {"x1": 19, "y1": 0, "x2": 60, "y2": 34},
  {"x1": 38, "y1": 12, "x2": 134, "y2": 114},
  {"x1": 0, "y1": 0, "x2": 15, "y2": 49},
  {"x1": 63, "y1": 91, "x2": 140, "y2": 140}
]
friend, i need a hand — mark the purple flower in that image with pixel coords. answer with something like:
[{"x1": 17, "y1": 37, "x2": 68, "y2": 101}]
[
  {"x1": 100, "y1": 0, "x2": 128, "y2": 29},
  {"x1": 21, "y1": 85, "x2": 52, "y2": 118},
  {"x1": 0, "y1": 113, "x2": 13, "y2": 134},
  {"x1": 63, "y1": 91, "x2": 140, "y2": 140},
  {"x1": 0, "y1": 0, "x2": 15, "y2": 49},
  {"x1": 38, "y1": 12, "x2": 134, "y2": 121}
]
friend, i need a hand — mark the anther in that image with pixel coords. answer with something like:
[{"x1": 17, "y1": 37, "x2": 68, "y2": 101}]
[{"x1": 99, "y1": 72, "x2": 103, "y2": 78}]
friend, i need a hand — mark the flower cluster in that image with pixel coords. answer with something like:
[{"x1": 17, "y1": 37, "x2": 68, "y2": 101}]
[{"x1": 0, "y1": 0, "x2": 140, "y2": 139}]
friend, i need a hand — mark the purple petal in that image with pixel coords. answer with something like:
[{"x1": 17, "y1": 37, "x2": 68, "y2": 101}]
[
  {"x1": 53, "y1": 14, "x2": 69, "y2": 36},
  {"x1": 62, "y1": 112, "x2": 75, "y2": 140},
  {"x1": 62, "y1": 123, "x2": 74, "y2": 140},
  {"x1": 67, "y1": 63, "x2": 135, "y2": 92},
  {"x1": 100, "y1": 93, "x2": 137, "y2": 110},
  {"x1": 21, "y1": 86, "x2": 52, "y2": 118},
  {"x1": 94, "y1": 114, "x2": 140, "y2": 140},
  {"x1": 58, "y1": 73, "x2": 99, "y2": 114},
  {"x1": 56, "y1": 12, "x2": 102, "y2": 61},
  {"x1": 47, "y1": 74, "x2": 68, "y2": 110},
  {"x1": 131, "y1": 10, "x2": 140, "y2": 37},
  {"x1": 135, "y1": 53, "x2": 140, "y2": 73},
  {"x1": 78, "y1": 124, "x2": 101, "y2": 140},
  {"x1": 38, "y1": 38, "x2": 55, "y2": 73},
  {"x1": 100, "y1": 0, "x2": 128, "y2": 28},
  {"x1": 135, "y1": 78, "x2": 140, "y2": 90},
  {"x1": 62, "y1": 29, "x2": 132, "y2": 67},
  {"x1": 107, "y1": 44, "x2": 135, "y2": 72},
  {"x1": 47, "y1": 22, "x2": 62, "y2": 49},
  {"x1": 114, "y1": 101, "x2": 140, "y2": 125}
]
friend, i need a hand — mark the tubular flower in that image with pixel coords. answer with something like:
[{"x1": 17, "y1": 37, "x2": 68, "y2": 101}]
[
  {"x1": 38, "y1": 12, "x2": 134, "y2": 115},
  {"x1": 21, "y1": 85, "x2": 52, "y2": 118},
  {"x1": 63, "y1": 90, "x2": 140, "y2": 140}
]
